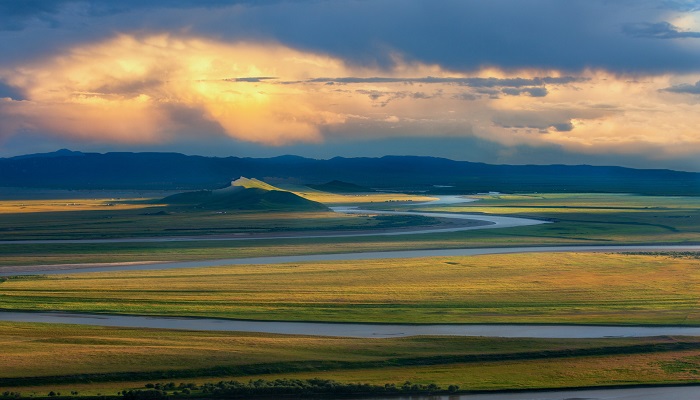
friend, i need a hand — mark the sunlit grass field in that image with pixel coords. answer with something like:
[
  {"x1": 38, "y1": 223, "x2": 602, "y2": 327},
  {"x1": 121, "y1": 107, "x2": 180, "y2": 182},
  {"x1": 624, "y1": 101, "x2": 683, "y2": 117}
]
[
  {"x1": 2, "y1": 192, "x2": 700, "y2": 268},
  {"x1": 0, "y1": 200, "x2": 435, "y2": 241},
  {"x1": 1, "y1": 321, "x2": 699, "y2": 396},
  {"x1": 3, "y1": 252, "x2": 699, "y2": 325},
  {"x1": 243, "y1": 349, "x2": 700, "y2": 391},
  {"x1": 3, "y1": 191, "x2": 700, "y2": 397}
]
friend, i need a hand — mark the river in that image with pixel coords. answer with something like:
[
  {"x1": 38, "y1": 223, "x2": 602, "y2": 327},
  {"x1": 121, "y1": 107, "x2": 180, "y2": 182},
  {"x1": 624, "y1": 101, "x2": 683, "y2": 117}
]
[
  {"x1": 2, "y1": 196, "x2": 699, "y2": 397},
  {"x1": 353, "y1": 385, "x2": 700, "y2": 399},
  {"x1": 0, "y1": 196, "x2": 544, "y2": 245},
  {"x1": 2, "y1": 244, "x2": 700, "y2": 276},
  {"x1": 2, "y1": 311, "x2": 700, "y2": 338}
]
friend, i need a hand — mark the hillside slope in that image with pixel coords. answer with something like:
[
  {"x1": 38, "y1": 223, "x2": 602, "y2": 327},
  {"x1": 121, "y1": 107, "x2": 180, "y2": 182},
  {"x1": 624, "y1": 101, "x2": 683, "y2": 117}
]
[{"x1": 161, "y1": 177, "x2": 328, "y2": 212}]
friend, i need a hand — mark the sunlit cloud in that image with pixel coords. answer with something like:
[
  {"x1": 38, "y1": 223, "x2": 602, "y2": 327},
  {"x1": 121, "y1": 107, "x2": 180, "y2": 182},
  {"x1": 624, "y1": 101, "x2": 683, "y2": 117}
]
[
  {"x1": 2, "y1": 33, "x2": 700, "y2": 165},
  {"x1": 0, "y1": 34, "x2": 352, "y2": 145}
]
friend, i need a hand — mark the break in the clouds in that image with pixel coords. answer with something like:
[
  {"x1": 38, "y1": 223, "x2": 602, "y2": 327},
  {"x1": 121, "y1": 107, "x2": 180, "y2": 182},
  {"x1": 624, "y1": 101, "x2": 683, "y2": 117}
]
[{"x1": 1, "y1": 0, "x2": 700, "y2": 171}]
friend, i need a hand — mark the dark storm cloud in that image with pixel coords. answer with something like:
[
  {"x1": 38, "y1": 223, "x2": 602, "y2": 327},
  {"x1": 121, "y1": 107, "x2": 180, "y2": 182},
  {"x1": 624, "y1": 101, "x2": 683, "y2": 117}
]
[
  {"x1": 623, "y1": 21, "x2": 700, "y2": 39},
  {"x1": 0, "y1": 0, "x2": 64, "y2": 30},
  {"x1": 225, "y1": 0, "x2": 700, "y2": 73},
  {"x1": 2, "y1": 1, "x2": 700, "y2": 74},
  {"x1": 659, "y1": 1, "x2": 700, "y2": 12},
  {"x1": 662, "y1": 80, "x2": 700, "y2": 94},
  {"x1": 0, "y1": 0, "x2": 279, "y2": 30},
  {"x1": 0, "y1": 81, "x2": 25, "y2": 100}
]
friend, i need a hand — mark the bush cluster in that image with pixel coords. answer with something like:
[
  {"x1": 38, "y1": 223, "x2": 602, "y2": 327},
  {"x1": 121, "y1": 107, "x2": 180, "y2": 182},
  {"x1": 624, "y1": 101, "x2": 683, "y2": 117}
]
[{"x1": 122, "y1": 379, "x2": 460, "y2": 399}]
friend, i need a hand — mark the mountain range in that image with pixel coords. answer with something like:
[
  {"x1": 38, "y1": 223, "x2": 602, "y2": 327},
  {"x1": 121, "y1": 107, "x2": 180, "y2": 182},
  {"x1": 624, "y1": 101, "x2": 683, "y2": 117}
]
[{"x1": 1, "y1": 149, "x2": 699, "y2": 195}]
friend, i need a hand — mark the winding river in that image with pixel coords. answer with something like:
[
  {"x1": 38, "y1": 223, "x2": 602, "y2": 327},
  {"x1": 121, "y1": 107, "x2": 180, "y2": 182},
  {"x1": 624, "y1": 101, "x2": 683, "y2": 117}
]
[
  {"x1": 1, "y1": 195, "x2": 699, "y2": 340},
  {"x1": 2, "y1": 244, "x2": 700, "y2": 276},
  {"x1": 2, "y1": 196, "x2": 700, "y2": 398},
  {"x1": 356, "y1": 385, "x2": 700, "y2": 400},
  {"x1": 0, "y1": 196, "x2": 544, "y2": 245},
  {"x1": 1, "y1": 311, "x2": 700, "y2": 338}
]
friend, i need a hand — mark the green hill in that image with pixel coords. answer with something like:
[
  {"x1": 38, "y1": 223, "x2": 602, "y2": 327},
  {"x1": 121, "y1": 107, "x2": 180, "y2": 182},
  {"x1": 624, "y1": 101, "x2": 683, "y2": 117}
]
[
  {"x1": 161, "y1": 177, "x2": 328, "y2": 211},
  {"x1": 307, "y1": 180, "x2": 375, "y2": 193}
]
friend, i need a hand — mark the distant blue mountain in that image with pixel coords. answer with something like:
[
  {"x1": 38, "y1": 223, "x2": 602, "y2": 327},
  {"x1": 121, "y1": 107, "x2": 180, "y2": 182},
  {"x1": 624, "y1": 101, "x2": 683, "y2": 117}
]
[
  {"x1": 1, "y1": 150, "x2": 699, "y2": 195},
  {"x1": 10, "y1": 149, "x2": 84, "y2": 159}
]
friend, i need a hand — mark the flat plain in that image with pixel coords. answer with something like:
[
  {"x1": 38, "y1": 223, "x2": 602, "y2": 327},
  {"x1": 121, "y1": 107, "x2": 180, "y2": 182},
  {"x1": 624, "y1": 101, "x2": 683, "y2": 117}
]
[
  {"x1": 2, "y1": 252, "x2": 700, "y2": 325},
  {"x1": 2, "y1": 193, "x2": 700, "y2": 270},
  {"x1": 2, "y1": 322, "x2": 700, "y2": 397},
  {"x1": 1, "y1": 190, "x2": 700, "y2": 397}
]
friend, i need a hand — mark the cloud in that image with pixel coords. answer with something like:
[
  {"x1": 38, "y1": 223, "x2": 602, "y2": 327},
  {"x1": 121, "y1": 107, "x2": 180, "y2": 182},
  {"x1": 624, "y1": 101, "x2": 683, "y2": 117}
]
[
  {"x1": 550, "y1": 122, "x2": 574, "y2": 132},
  {"x1": 4, "y1": 1, "x2": 700, "y2": 75},
  {"x1": 501, "y1": 87, "x2": 548, "y2": 97},
  {"x1": 492, "y1": 112, "x2": 576, "y2": 133},
  {"x1": 226, "y1": 0, "x2": 700, "y2": 73},
  {"x1": 0, "y1": 1, "x2": 64, "y2": 30},
  {"x1": 0, "y1": 80, "x2": 24, "y2": 100},
  {"x1": 623, "y1": 21, "x2": 700, "y2": 39},
  {"x1": 0, "y1": 0, "x2": 279, "y2": 30},
  {"x1": 660, "y1": 1, "x2": 700, "y2": 12},
  {"x1": 662, "y1": 80, "x2": 700, "y2": 94},
  {"x1": 0, "y1": 34, "x2": 349, "y2": 145},
  {"x1": 453, "y1": 92, "x2": 478, "y2": 101},
  {"x1": 225, "y1": 76, "x2": 278, "y2": 82},
  {"x1": 3, "y1": 32, "x2": 700, "y2": 170},
  {"x1": 354, "y1": 89, "x2": 443, "y2": 106},
  {"x1": 307, "y1": 76, "x2": 584, "y2": 87}
]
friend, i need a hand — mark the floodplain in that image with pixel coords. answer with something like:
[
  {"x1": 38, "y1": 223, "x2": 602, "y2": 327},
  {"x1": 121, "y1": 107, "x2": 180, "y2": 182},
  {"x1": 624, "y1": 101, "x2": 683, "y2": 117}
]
[
  {"x1": 2, "y1": 252, "x2": 700, "y2": 325},
  {"x1": 1, "y1": 189, "x2": 700, "y2": 398}
]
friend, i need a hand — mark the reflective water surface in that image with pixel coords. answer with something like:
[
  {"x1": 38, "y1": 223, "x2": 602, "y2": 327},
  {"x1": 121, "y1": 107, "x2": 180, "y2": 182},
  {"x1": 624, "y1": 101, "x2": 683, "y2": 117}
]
[
  {"x1": 353, "y1": 385, "x2": 700, "y2": 399},
  {"x1": 2, "y1": 311, "x2": 700, "y2": 338}
]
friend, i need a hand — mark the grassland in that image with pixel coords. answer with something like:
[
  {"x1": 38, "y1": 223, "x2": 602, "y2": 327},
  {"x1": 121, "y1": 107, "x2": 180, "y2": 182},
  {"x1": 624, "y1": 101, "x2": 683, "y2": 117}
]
[
  {"x1": 3, "y1": 191, "x2": 700, "y2": 397},
  {"x1": 2, "y1": 192, "x2": 700, "y2": 268},
  {"x1": 2, "y1": 252, "x2": 699, "y2": 325},
  {"x1": 408, "y1": 192, "x2": 700, "y2": 244},
  {"x1": 1, "y1": 321, "x2": 699, "y2": 396},
  {"x1": 0, "y1": 197, "x2": 436, "y2": 241}
]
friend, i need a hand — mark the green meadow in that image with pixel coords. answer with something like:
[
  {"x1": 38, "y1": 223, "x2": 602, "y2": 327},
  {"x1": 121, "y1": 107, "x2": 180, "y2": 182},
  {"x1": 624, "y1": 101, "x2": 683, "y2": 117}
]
[
  {"x1": 2, "y1": 191, "x2": 700, "y2": 396},
  {"x1": 1, "y1": 321, "x2": 700, "y2": 396},
  {"x1": 2, "y1": 252, "x2": 699, "y2": 325},
  {"x1": 2, "y1": 192, "x2": 700, "y2": 269},
  {"x1": 0, "y1": 204, "x2": 434, "y2": 241}
]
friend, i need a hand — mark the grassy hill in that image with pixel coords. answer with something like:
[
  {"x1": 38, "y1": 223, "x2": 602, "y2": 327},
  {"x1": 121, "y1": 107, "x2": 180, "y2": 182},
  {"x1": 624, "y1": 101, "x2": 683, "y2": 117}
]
[
  {"x1": 226, "y1": 177, "x2": 281, "y2": 191},
  {"x1": 161, "y1": 177, "x2": 328, "y2": 212}
]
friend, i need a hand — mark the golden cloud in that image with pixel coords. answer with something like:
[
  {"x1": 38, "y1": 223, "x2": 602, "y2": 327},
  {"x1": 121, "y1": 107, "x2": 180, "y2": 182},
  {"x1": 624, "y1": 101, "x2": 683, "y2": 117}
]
[
  {"x1": 0, "y1": 34, "x2": 353, "y2": 145},
  {"x1": 1, "y1": 34, "x2": 700, "y2": 159}
]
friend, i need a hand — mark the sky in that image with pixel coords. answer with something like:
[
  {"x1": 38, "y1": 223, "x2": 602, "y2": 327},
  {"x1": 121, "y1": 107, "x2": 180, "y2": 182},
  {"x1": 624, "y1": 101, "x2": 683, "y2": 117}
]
[{"x1": 1, "y1": 0, "x2": 700, "y2": 171}]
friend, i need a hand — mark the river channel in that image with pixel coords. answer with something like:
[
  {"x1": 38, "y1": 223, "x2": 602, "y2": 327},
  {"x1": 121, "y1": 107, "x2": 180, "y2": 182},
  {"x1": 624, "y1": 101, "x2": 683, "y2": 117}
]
[
  {"x1": 1, "y1": 311, "x2": 700, "y2": 338},
  {"x1": 353, "y1": 385, "x2": 700, "y2": 399}
]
